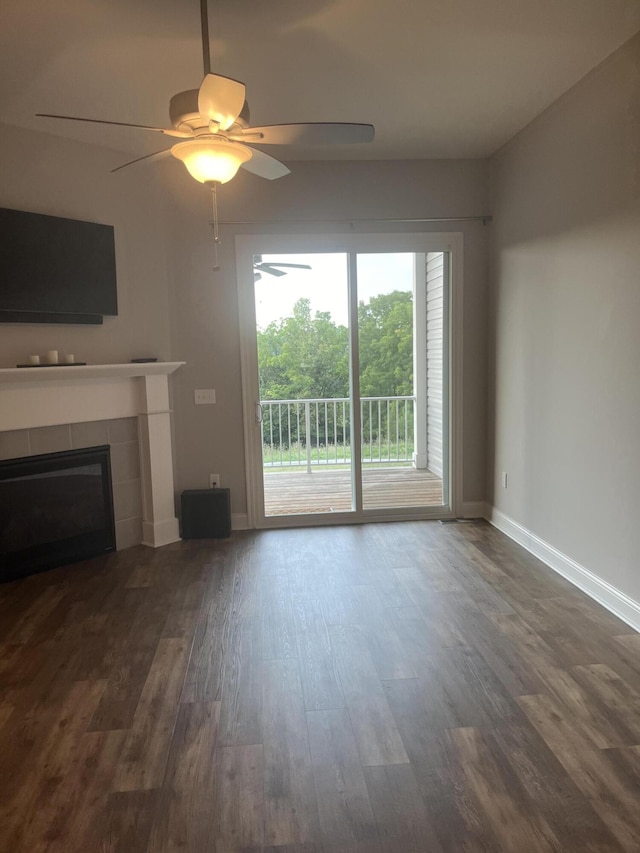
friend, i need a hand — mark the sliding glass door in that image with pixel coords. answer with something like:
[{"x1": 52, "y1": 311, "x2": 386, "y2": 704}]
[{"x1": 237, "y1": 234, "x2": 459, "y2": 527}]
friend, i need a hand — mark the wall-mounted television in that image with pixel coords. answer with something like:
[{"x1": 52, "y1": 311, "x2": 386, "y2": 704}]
[{"x1": 0, "y1": 207, "x2": 118, "y2": 325}]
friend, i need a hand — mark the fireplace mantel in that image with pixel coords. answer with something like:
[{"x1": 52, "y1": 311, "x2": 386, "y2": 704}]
[
  {"x1": 0, "y1": 362, "x2": 185, "y2": 548},
  {"x1": 0, "y1": 362, "x2": 185, "y2": 430},
  {"x1": 0, "y1": 361, "x2": 185, "y2": 384}
]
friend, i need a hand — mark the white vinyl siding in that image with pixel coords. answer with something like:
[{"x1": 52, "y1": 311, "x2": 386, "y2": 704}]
[{"x1": 426, "y1": 252, "x2": 445, "y2": 478}]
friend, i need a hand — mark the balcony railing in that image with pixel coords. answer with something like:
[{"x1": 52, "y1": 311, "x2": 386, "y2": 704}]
[{"x1": 260, "y1": 396, "x2": 415, "y2": 472}]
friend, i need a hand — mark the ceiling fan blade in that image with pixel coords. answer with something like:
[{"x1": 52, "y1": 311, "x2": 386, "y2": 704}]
[
  {"x1": 36, "y1": 113, "x2": 191, "y2": 138},
  {"x1": 111, "y1": 148, "x2": 172, "y2": 174},
  {"x1": 264, "y1": 263, "x2": 312, "y2": 270},
  {"x1": 197, "y1": 74, "x2": 246, "y2": 131},
  {"x1": 256, "y1": 265, "x2": 287, "y2": 277},
  {"x1": 241, "y1": 147, "x2": 290, "y2": 181},
  {"x1": 233, "y1": 122, "x2": 375, "y2": 146}
]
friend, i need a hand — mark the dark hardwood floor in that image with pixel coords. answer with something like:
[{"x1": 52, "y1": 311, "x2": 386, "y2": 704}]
[{"x1": 1, "y1": 520, "x2": 640, "y2": 851}]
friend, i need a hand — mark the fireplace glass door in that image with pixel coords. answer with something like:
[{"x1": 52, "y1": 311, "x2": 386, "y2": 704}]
[{"x1": 0, "y1": 445, "x2": 116, "y2": 581}]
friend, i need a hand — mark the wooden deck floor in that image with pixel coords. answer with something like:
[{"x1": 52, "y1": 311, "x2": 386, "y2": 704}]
[
  {"x1": 263, "y1": 465, "x2": 443, "y2": 515},
  {"x1": 1, "y1": 521, "x2": 639, "y2": 851}
]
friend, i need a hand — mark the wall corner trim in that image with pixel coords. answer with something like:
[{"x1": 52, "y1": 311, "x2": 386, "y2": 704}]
[
  {"x1": 485, "y1": 505, "x2": 640, "y2": 633},
  {"x1": 232, "y1": 513, "x2": 250, "y2": 531},
  {"x1": 461, "y1": 501, "x2": 488, "y2": 519}
]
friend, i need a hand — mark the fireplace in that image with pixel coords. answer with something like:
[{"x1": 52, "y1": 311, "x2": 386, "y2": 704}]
[
  {"x1": 0, "y1": 445, "x2": 116, "y2": 582},
  {"x1": 0, "y1": 362, "x2": 183, "y2": 550}
]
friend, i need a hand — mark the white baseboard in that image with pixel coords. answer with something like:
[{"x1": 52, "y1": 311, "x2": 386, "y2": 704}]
[
  {"x1": 486, "y1": 506, "x2": 640, "y2": 633},
  {"x1": 461, "y1": 501, "x2": 488, "y2": 519},
  {"x1": 142, "y1": 517, "x2": 181, "y2": 548},
  {"x1": 232, "y1": 513, "x2": 250, "y2": 531}
]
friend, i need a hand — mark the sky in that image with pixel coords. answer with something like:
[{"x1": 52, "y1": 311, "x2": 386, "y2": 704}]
[{"x1": 254, "y1": 252, "x2": 414, "y2": 329}]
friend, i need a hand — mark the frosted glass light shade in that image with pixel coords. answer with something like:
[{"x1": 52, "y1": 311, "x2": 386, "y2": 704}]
[{"x1": 171, "y1": 140, "x2": 252, "y2": 184}]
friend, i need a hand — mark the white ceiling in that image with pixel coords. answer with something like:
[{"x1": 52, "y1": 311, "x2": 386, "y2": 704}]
[{"x1": 1, "y1": 0, "x2": 640, "y2": 163}]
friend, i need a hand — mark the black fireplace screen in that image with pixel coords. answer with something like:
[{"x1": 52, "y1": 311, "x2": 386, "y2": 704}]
[{"x1": 0, "y1": 445, "x2": 116, "y2": 582}]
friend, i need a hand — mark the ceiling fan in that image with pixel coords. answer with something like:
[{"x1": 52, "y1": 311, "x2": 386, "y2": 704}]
[
  {"x1": 36, "y1": 0, "x2": 375, "y2": 187},
  {"x1": 253, "y1": 255, "x2": 312, "y2": 281}
]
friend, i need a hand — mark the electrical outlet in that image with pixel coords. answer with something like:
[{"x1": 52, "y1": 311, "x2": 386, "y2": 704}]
[
  {"x1": 501, "y1": 471, "x2": 508, "y2": 488},
  {"x1": 209, "y1": 473, "x2": 220, "y2": 489},
  {"x1": 195, "y1": 389, "x2": 216, "y2": 405}
]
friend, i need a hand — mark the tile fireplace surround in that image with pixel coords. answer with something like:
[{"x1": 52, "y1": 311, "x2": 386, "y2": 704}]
[{"x1": 0, "y1": 362, "x2": 184, "y2": 550}]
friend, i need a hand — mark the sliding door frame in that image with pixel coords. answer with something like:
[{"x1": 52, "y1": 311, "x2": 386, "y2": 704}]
[{"x1": 236, "y1": 232, "x2": 464, "y2": 529}]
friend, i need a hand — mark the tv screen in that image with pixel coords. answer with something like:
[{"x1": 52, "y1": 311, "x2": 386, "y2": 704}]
[{"x1": 0, "y1": 207, "x2": 117, "y2": 323}]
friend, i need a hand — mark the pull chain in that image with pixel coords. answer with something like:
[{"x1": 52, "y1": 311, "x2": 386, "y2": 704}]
[{"x1": 210, "y1": 182, "x2": 221, "y2": 271}]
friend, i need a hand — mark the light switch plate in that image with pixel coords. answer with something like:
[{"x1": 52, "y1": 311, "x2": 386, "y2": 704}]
[{"x1": 195, "y1": 389, "x2": 216, "y2": 405}]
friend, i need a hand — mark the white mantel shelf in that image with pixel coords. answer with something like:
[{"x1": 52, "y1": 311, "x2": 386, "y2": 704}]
[
  {"x1": 0, "y1": 361, "x2": 186, "y2": 549},
  {"x1": 0, "y1": 362, "x2": 185, "y2": 430},
  {"x1": 0, "y1": 361, "x2": 185, "y2": 385}
]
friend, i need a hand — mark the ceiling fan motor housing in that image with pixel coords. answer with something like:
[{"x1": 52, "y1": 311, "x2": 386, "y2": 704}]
[
  {"x1": 169, "y1": 90, "x2": 202, "y2": 131},
  {"x1": 169, "y1": 89, "x2": 250, "y2": 134}
]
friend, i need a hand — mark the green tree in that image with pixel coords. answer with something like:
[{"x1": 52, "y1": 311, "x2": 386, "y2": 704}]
[
  {"x1": 357, "y1": 290, "x2": 413, "y2": 397},
  {"x1": 257, "y1": 290, "x2": 414, "y2": 449},
  {"x1": 257, "y1": 290, "x2": 413, "y2": 401},
  {"x1": 258, "y1": 298, "x2": 349, "y2": 400}
]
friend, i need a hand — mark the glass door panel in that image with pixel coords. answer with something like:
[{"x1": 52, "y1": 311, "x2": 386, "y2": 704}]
[
  {"x1": 356, "y1": 252, "x2": 447, "y2": 510},
  {"x1": 254, "y1": 253, "x2": 354, "y2": 517}
]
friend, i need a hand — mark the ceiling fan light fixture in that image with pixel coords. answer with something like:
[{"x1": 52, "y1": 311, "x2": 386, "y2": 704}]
[{"x1": 170, "y1": 139, "x2": 252, "y2": 184}]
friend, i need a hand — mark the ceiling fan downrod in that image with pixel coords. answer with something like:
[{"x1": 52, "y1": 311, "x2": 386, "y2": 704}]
[{"x1": 200, "y1": 0, "x2": 212, "y2": 77}]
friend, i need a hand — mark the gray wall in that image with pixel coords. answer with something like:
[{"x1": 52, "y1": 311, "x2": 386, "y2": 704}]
[
  {"x1": 0, "y1": 125, "x2": 489, "y2": 523},
  {"x1": 163, "y1": 159, "x2": 490, "y2": 516},
  {"x1": 0, "y1": 123, "x2": 173, "y2": 366},
  {"x1": 488, "y1": 33, "x2": 640, "y2": 601}
]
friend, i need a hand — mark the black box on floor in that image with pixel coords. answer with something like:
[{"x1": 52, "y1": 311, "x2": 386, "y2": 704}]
[{"x1": 181, "y1": 488, "x2": 231, "y2": 539}]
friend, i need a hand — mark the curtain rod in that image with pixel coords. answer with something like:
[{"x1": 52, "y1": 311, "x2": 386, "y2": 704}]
[{"x1": 219, "y1": 215, "x2": 492, "y2": 226}]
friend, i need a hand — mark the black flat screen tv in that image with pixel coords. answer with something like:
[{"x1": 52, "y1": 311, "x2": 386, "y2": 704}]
[{"x1": 0, "y1": 207, "x2": 118, "y2": 324}]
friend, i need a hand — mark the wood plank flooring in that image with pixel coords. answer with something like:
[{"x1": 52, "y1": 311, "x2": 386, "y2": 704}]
[
  {"x1": 1, "y1": 520, "x2": 640, "y2": 851},
  {"x1": 263, "y1": 467, "x2": 443, "y2": 515}
]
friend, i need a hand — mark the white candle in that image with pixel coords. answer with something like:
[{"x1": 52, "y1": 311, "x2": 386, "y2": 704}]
[
  {"x1": 47, "y1": 350, "x2": 58, "y2": 364},
  {"x1": 28, "y1": 354, "x2": 40, "y2": 365},
  {"x1": 64, "y1": 354, "x2": 75, "y2": 364}
]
